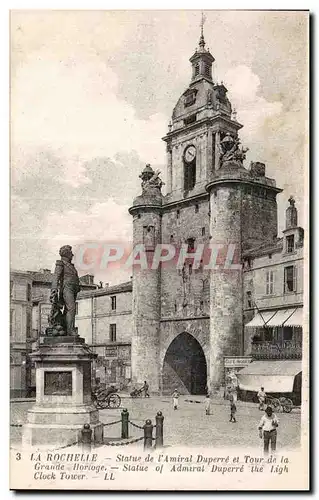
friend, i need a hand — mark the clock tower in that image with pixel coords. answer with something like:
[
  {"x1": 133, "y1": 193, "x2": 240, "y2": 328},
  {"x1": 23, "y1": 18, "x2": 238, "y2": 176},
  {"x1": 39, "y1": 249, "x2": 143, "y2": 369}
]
[
  {"x1": 129, "y1": 21, "x2": 282, "y2": 395},
  {"x1": 162, "y1": 26, "x2": 242, "y2": 198}
]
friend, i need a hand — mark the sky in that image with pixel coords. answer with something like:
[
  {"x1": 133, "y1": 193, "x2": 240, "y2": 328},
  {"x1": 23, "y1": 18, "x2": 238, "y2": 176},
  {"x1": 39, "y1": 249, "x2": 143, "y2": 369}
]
[{"x1": 10, "y1": 10, "x2": 308, "y2": 284}]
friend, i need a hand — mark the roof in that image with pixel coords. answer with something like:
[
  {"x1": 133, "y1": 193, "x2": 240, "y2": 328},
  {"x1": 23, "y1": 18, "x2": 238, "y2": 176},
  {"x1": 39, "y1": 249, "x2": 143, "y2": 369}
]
[
  {"x1": 11, "y1": 268, "x2": 97, "y2": 289},
  {"x1": 78, "y1": 281, "x2": 132, "y2": 299},
  {"x1": 243, "y1": 238, "x2": 283, "y2": 258}
]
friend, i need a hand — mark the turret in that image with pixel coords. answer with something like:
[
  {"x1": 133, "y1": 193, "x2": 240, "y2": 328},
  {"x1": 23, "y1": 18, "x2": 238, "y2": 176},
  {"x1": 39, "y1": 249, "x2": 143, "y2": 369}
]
[
  {"x1": 128, "y1": 165, "x2": 164, "y2": 393},
  {"x1": 206, "y1": 136, "x2": 282, "y2": 390}
]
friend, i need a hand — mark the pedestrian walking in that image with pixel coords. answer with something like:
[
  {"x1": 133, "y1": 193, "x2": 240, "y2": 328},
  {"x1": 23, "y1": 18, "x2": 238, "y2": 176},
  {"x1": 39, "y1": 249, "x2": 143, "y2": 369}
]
[
  {"x1": 172, "y1": 389, "x2": 179, "y2": 410},
  {"x1": 257, "y1": 386, "x2": 266, "y2": 410},
  {"x1": 205, "y1": 394, "x2": 211, "y2": 415},
  {"x1": 258, "y1": 406, "x2": 279, "y2": 455},
  {"x1": 143, "y1": 380, "x2": 150, "y2": 398},
  {"x1": 229, "y1": 393, "x2": 237, "y2": 423}
]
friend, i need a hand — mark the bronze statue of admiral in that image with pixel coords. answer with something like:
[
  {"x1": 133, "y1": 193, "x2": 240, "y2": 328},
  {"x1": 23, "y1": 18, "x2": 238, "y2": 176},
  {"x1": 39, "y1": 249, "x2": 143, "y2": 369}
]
[{"x1": 47, "y1": 245, "x2": 80, "y2": 336}]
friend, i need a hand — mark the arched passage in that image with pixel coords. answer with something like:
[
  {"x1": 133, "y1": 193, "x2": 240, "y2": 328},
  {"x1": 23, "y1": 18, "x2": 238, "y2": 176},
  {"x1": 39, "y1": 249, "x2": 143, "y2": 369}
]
[{"x1": 162, "y1": 332, "x2": 207, "y2": 395}]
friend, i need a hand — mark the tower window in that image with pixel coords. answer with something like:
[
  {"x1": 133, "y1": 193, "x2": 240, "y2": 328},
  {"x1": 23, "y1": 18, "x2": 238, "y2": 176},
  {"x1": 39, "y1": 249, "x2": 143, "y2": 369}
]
[
  {"x1": 184, "y1": 163, "x2": 196, "y2": 191},
  {"x1": 204, "y1": 63, "x2": 210, "y2": 78},
  {"x1": 184, "y1": 114, "x2": 197, "y2": 126},
  {"x1": 195, "y1": 204, "x2": 199, "y2": 213},
  {"x1": 202, "y1": 227, "x2": 205, "y2": 236},
  {"x1": 195, "y1": 64, "x2": 199, "y2": 76},
  {"x1": 246, "y1": 291, "x2": 253, "y2": 309},
  {"x1": 176, "y1": 209, "x2": 180, "y2": 219},
  {"x1": 184, "y1": 91, "x2": 197, "y2": 107}
]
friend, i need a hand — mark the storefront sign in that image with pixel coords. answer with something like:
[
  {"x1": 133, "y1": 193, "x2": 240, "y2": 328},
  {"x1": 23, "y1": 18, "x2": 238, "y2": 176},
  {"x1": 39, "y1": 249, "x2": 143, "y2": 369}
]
[
  {"x1": 105, "y1": 346, "x2": 117, "y2": 357},
  {"x1": 224, "y1": 357, "x2": 252, "y2": 368}
]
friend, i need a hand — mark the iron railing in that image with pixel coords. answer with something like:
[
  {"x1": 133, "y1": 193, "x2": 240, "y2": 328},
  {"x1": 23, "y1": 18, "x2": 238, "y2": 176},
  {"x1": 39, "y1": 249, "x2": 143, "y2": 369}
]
[{"x1": 251, "y1": 341, "x2": 302, "y2": 359}]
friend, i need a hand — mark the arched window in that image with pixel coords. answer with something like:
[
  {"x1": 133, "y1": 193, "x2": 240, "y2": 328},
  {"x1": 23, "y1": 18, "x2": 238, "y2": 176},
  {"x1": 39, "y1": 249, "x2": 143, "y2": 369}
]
[
  {"x1": 184, "y1": 161, "x2": 196, "y2": 191},
  {"x1": 204, "y1": 63, "x2": 211, "y2": 78},
  {"x1": 194, "y1": 64, "x2": 200, "y2": 77}
]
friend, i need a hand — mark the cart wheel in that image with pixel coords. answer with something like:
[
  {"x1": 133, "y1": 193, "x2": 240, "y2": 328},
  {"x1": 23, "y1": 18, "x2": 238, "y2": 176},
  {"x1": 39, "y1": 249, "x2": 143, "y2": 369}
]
[
  {"x1": 271, "y1": 398, "x2": 281, "y2": 411},
  {"x1": 279, "y1": 397, "x2": 286, "y2": 404},
  {"x1": 99, "y1": 398, "x2": 110, "y2": 409},
  {"x1": 283, "y1": 398, "x2": 293, "y2": 413},
  {"x1": 108, "y1": 394, "x2": 121, "y2": 408}
]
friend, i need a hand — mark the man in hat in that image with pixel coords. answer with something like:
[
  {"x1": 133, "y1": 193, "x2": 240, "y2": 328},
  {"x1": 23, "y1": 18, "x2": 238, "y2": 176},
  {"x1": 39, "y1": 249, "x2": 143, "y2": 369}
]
[
  {"x1": 257, "y1": 386, "x2": 267, "y2": 411},
  {"x1": 51, "y1": 245, "x2": 80, "y2": 335},
  {"x1": 258, "y1": 406, "x2": 279, "y2": 455}
]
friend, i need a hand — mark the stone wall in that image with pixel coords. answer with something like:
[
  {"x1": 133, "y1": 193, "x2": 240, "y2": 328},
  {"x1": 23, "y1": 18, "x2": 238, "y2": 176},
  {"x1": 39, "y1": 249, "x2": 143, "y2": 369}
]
[
  {"x1": 161, "y1": 199, "x2": 210, "y2": 319},
  {"x1": 241, "y1": 186, "x2": 278, "y2": 249}
]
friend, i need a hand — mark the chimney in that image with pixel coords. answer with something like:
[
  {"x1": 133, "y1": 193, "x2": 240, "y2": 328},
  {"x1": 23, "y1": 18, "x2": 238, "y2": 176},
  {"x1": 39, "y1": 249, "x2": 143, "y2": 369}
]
[
  {"x1": 80, "y1": 274, "x2": 94, "y2": 285},
  {"x1": 286, "y1": 196, "x2": 298, "y2": 229}
]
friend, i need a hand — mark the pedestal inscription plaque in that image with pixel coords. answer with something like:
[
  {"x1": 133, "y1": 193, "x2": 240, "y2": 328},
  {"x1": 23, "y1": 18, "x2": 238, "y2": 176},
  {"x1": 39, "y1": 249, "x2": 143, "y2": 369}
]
[{"x1": 44, "y1": 371, "x2": 72, "y2": 396}]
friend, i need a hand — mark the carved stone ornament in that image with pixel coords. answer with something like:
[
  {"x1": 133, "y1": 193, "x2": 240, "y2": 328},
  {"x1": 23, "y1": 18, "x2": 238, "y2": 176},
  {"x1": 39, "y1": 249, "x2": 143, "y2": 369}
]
[
  {"x1": 219, "y1": 133, "x2": 249, "y2": 167},
  {"x1": 139, "y1": 164, "x2": 165, "y2": 194}
]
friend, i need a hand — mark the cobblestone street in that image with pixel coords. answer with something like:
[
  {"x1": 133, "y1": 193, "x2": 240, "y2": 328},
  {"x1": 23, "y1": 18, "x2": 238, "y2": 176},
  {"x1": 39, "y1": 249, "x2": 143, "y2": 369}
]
[{"x1": 10, "y1": 395, "x2": 301, "y2": 451}]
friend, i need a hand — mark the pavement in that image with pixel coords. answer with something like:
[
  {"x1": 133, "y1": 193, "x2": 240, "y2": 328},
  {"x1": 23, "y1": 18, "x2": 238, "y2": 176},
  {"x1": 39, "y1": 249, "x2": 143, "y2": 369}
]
[{"x1": 10, "y1": 395, "x2": 301, "y2": 450}]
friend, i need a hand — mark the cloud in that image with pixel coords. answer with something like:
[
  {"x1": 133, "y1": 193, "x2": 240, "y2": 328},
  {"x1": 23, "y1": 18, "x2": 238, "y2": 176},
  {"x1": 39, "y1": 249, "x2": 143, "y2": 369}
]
[
  {"x1": 225, "y1": 65, "x2": 283, "y2": 142},
  {"x1": 41, "y1": 198, "x2": 133, "y2": 284},
  {"x1": 11, "y1": 49, "x2": 167, "y2": 170}
]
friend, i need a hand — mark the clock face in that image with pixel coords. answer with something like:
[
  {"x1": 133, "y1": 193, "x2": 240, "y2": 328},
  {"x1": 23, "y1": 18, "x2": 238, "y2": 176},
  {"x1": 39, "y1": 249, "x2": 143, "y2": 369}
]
[{"x1": 184, "y1": 145, "x2": 196, "y2": 163}]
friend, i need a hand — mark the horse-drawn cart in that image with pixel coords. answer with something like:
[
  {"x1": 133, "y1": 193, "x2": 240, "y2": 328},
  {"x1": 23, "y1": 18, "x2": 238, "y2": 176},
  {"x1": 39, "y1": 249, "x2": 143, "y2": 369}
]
[
  {"x1": 265, "y1": 394, "x2": 294, "y2": 413},
  {"x1": 92, "y1": 386, "x2": 121, "y2": 409}
]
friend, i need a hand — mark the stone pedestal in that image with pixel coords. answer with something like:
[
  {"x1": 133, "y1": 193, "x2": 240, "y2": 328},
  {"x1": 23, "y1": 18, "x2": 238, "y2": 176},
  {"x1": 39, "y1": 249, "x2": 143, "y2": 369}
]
[{"x1": 22, "y1": 336, "x2": 103, "y2": 447}]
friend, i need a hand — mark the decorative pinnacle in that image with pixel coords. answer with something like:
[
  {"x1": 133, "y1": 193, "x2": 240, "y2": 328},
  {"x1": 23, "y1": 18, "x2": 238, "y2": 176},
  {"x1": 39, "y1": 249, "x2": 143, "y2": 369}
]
[
  {"x1": 199, "y1": 11, "x2": 206, "y2": 49},
  {"x1": 288, "y1": 195, "x2": 295, "y2": 207}
]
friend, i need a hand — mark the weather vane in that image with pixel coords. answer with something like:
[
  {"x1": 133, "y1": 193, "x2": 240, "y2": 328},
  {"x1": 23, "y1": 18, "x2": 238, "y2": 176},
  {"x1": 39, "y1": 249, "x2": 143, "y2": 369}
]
[
  {"x1": 200, "y1": 11, "x2": 206, "y2": 37},
  {"x1": 199, "y1": 11, "x2": 206, "y2": 48}
]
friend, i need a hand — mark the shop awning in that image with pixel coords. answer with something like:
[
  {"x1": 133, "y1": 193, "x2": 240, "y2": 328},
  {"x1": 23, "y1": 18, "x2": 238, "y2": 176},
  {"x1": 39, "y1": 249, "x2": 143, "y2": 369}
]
[
  {"x1": 245, "y1": 310, "x2": 277, "y2": 327},
  {"x1": 266, "y1": 308, "x2": 296, "y2": 327},
  {"x1": 237, "y1": 360, "x2": 302, "y2": 393},
  {"x1": 246, "y1": 308, "x2": 304, "y2": 328},
  {"x1": 284, "y1": 308, "x2": 303, "y2": 327}
]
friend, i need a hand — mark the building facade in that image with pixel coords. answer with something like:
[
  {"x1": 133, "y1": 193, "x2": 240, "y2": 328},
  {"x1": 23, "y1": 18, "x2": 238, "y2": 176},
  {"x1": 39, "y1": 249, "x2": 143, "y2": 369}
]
[
  {"x1": 76, "y1": 282, "x2": 132, "y2": 390},
  {"x1": 10, "y1": 271, "x2": 33, "y2": 397},
  {"x1": 238, "y1": 198, "x2": 303, "y2": 404},
  {"x1": 10, "y1": 269, "x2": 97, "y2": 398}
]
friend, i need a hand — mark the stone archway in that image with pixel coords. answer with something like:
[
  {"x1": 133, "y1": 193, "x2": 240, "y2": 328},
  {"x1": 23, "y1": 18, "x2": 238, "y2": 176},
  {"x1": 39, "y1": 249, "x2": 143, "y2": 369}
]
[{"x1": 162, "y1": 332, "x2": 207, "y2": 395}]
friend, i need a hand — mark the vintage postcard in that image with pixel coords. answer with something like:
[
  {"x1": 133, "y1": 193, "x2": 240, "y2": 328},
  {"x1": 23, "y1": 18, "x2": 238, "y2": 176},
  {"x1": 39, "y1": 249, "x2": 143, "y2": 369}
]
[{"x1": 10, "y1": 10, "x2": 309, "y2": 490}]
